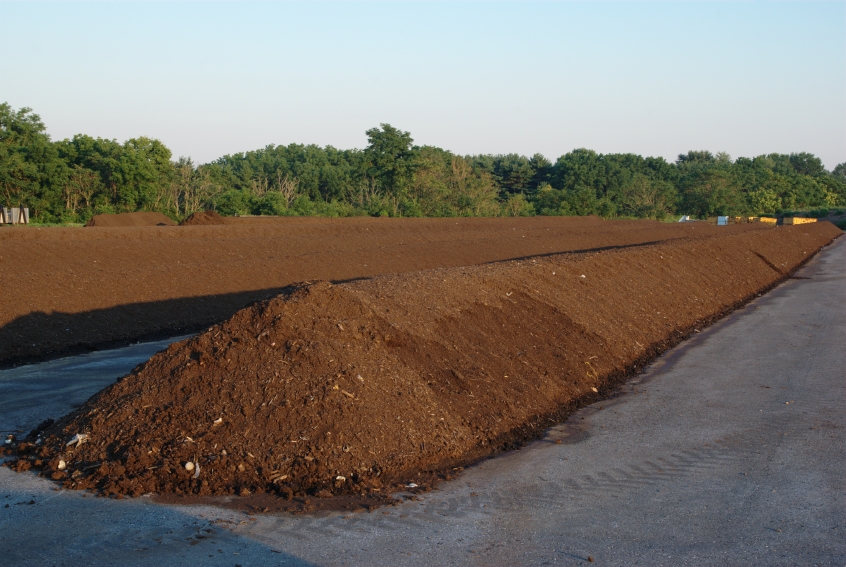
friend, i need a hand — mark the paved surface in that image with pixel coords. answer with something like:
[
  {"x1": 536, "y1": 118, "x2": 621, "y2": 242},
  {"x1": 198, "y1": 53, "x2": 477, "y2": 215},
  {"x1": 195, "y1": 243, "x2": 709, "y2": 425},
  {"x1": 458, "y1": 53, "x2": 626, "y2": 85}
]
[
  {"x1": 0, "y1": 337, "x2": 190, "y2": 441},
  {"x1": 1, "y1": 236, "x2": 843, "y2": 566}
]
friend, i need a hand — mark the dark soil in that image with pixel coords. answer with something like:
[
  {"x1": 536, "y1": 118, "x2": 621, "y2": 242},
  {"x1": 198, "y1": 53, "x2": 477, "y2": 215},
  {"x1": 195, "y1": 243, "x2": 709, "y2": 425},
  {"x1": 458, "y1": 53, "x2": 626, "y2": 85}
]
[
  {"x1": 6, "y1": 222, "x2": 840, "y2": 504},
  {"x1": 84, "y1": 212, "x2": 176, "y2": 227},
  {"x1": 0, "y1": 216, "x2": 768, "y2": 367},
  {"x1": 179, "y1": 211, "x2": 226, "y2": 226}
]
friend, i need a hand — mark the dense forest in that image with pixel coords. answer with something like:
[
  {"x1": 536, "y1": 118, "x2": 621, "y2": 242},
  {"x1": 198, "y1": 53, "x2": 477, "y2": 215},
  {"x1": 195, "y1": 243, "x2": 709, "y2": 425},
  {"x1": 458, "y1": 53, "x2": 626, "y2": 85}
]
[{"x1": 2, "y1": 102, "x2": 845, "y2": 224}]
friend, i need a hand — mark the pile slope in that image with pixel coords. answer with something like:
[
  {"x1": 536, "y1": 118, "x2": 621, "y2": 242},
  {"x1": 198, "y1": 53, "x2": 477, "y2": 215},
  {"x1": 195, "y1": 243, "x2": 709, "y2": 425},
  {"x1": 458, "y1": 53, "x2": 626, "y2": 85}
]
[
  {"x1": 11, "y1": 222, "x2": 840, "y2": 500},
  {"x1": 84, "y1": 212, "x2": 176, "y2": 227}
]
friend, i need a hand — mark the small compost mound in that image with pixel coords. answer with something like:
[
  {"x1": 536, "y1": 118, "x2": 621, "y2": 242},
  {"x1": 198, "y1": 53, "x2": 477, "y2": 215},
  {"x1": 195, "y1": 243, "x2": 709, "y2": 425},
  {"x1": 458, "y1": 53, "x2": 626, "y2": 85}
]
[
  {"x1": 85, "y1": 212, "x2": 176, "y2": 227},
  {"x1": 180, "y1": 210, "x2": 226, "y2": 226},
  {"x1": 9, "y1": 223, "x2": 840, "y2": 500}
]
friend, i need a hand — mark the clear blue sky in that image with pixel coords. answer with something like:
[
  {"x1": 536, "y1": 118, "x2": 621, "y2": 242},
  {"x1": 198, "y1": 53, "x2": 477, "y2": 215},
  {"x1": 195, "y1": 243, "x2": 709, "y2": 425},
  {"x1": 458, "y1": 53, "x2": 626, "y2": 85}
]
[{"x1": 2, "y1": 1, "x2": 844, "y2": 168}]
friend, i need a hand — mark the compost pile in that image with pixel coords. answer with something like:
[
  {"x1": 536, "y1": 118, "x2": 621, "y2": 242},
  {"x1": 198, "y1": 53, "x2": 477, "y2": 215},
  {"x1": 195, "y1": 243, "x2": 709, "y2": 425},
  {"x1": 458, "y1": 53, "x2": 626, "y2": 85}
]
[
  {"x1": 179, "y1": 210, "x2": 226, "y2": 226},
  {"x1": 85, "y1": 212, "x2": 176, "y2": 227},
  {"x1": 7, "y1": 223, "x2": 840, "y2": 501}
]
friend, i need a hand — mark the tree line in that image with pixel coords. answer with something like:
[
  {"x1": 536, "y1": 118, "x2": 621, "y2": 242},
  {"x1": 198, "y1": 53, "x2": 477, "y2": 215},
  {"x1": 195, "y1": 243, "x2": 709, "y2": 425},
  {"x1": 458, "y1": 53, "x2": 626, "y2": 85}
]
[{"x1": 2, "y1": 102, "x2": 844, "y2": 224}]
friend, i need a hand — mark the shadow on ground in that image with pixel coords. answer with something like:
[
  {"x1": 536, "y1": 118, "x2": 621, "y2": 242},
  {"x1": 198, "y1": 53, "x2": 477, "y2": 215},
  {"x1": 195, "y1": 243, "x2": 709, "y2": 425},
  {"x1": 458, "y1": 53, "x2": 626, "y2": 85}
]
[
  {"x1": 0, "y1": 289, "x2": 288, "y2": 369},
  {"x1": 0, "y1": 470, "x2": 312, "y2": 567}
]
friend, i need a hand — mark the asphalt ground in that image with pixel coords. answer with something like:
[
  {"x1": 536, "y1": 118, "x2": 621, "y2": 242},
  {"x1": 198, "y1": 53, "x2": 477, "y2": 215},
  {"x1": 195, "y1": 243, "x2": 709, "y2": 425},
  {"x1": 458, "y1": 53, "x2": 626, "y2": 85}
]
[
  {"x1": 0, "y1": 337, "x2": 191, "y2": 442},
  {"x1": 1, "y1": 235, "x2": 843, "y2": 566}
]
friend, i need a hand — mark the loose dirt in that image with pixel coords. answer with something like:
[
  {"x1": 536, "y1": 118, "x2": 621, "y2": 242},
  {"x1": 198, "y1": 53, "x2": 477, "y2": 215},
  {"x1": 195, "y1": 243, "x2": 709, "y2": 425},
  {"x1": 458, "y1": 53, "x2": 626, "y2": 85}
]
[
  {"x1": 7, "y1": 222, "x2": 839, "y2": 507},
  {"x1": 179, "y1": 211, "x2": 226, "y2": 226},
  {"x1": 84, "y1": 212, "x2": 177, "y2": 227},
  {"x1": 0, "y1": 216, "x2": 770, "y2": 367}
]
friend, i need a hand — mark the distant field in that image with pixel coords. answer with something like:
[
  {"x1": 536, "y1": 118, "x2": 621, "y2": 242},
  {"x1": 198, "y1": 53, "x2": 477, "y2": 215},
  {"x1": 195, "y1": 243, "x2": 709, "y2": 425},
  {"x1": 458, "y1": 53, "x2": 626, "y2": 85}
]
[{"x1": 0, "y1": 216, "x2": 768, "y2": 366}]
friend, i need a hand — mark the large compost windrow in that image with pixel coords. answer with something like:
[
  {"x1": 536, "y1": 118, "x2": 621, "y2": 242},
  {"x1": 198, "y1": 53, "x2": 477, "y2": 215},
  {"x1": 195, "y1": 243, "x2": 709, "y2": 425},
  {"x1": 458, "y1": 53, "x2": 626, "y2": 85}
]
[
  {"x1": 7, "y1": 223, "x2": 840, "y2": 502},
  {"x1": 1, "y1": 216, "x2": 765, "y2": 366}
]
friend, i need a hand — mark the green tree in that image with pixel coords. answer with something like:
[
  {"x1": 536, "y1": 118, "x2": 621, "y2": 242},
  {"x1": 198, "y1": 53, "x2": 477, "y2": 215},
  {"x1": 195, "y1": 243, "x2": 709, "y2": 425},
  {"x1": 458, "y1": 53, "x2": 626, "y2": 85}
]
[
  {"x1": 6, "y1": 101, "x2": 844, "y2": 223},
  {"x1": 567, "y1": 185, "x2": 599, "y2": 216},
  {"x1": 676, "y1": 150, "x2": 715, "y2": 167},
  {"x1": 0, "y1": 103, "x2": 57, "y2": 210},
  {"x1": 470, "y1": 153, "x2": 540, "y2": 199},
  {"x1": 63, "y1": 166, "x2": 103, "y2": 215},
  {"x1": 502, "y1": 193, "x2": 535, "y2": 216},
  {"x1": 533, "y1": 183, "x2": 571, "y2": 216},
  {"x1": 747, "y1": 188, "x2": 781, "y2": 214},
  {"x1": 788, "y1": 152, "x2": 825, "y2": 178},
  {"x1": 364, "y1": 124, "x2": 415, "y2": 200},
  {"x1": 618, "y1": 174, "x2": 677, "y2": 219},
  {"x1": 111, "y1": 137, "x2": 174, "y2": 211},
  {"x1": 679, "y1": 169, "x2": 745, "y2": 217},
  {"x1": 552, "y1": 149, "x2": 604, "y2": 192},
  {"x1": 447, "y1": 156, "x2": 500, "y2": 217},
  {"x1": 409, "y1": 145, "x2": 454, "y2": 216}
]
